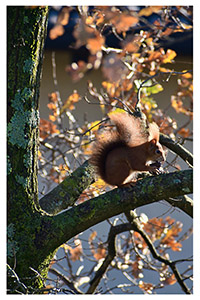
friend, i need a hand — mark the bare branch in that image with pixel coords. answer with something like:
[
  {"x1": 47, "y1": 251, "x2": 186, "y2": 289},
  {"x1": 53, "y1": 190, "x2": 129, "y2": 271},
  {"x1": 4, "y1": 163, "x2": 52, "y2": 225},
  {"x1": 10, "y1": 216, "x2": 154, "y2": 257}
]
[
  {"x1": 7, "y1": 264, "x2": 28, "y2": 294},
  {"x1": 49, "y1": 268, "x2": 82, "y2": 294},
  {"x1": 136, "y1": 70, "x2": 192, "y2": 109},
  {"x1": 165, "y1": 195, "x2": 193, "y2": 218},
  {"x1": 86, "y1": 223, "x2": 132, "y2": 294},
  {"x1": 160, "y1": 133, "x2": 193, "y2": 167},
  {"x1": 125, "y1": 210, "x2": 191, "y2": 294}
]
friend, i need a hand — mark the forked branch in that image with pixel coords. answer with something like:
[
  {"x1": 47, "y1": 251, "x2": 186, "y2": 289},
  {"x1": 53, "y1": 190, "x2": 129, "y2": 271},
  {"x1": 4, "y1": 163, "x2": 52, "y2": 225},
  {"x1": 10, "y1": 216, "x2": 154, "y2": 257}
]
[{"x1": 125, "y1": 210, "x2": 191, "y2": 294}]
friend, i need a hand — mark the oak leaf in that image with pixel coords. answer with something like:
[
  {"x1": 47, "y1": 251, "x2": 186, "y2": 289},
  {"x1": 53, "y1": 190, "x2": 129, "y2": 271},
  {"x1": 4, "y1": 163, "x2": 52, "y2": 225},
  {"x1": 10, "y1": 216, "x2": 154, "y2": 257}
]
[
  {"x1": 60, "y1": 91, "x2": 80, "y2": 113},
  {"x1": 57, "y1": 6, "x2": 72, "y2": 26},
  {"x1": 139, "y1": 281, "x2": 154, "y2": 294},
  {"x1": 177, "y1": 128, "x2": 190, "y2": 138},
  {"x1": 93, "y1": 244, "x2": 106, "y2": 261},
  {"x1": 39, "y1": 119, "x2": 60, "y2": 139},
  {"x1": 89, "y1": 231, "x2": 97, "y2": 243},
  {"x1": 49, "y1": 24, "x2": 64, "y2": 40},
  {"x1": 162, "y1": 49, "x2": 177, "y2": 63},
  {"x1": 163, "y1": 274, "x2": 177, "y2": 285},
  {"x1": 113, "y1": 14, "x2": 138, "y2": 33},
  {"x1": 139, "y1": 6, "x2": 162, "y2": 17},
  {"x1": 87, "y1": 34, "x2": 105, "y2": 54}
]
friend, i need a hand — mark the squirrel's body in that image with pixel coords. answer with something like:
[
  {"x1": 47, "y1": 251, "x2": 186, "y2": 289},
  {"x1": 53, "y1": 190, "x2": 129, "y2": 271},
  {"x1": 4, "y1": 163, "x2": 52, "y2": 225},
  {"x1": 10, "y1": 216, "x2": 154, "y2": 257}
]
[{"x1": 90, "y1": 112, "x2": 165, "y2": 186}]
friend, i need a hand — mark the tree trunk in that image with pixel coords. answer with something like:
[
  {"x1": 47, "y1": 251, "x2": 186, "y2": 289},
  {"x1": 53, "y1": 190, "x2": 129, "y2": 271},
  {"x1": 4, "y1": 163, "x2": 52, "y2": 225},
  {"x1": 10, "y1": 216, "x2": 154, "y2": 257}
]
[
  {"x1": 7, "y1": 6, "x2": 193, "y2": 294},
  {"x1": 7, "y1": 6, "x2": 49, "y2": 293}
]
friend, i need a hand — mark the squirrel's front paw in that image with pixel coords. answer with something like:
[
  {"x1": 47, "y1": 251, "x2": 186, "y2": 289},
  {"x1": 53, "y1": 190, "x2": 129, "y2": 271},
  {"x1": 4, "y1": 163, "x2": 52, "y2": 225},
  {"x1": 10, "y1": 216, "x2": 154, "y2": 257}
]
[
  {"x1": 120, "y1": 180, "x2": 137, "y2": 189},
  {"x1": 149, "y1": 161, "x2": 163, "y2": 175}
]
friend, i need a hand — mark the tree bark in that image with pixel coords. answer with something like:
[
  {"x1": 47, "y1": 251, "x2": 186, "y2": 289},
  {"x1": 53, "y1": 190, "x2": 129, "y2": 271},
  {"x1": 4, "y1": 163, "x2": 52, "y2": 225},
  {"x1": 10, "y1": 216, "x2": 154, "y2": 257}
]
[
  {"x1": 7, "y1": 6, "x2": 49, "y2": 292},
  {"x1": 7, "y1": 6, "x2": 193, "y2": 294},
  {"x1": 39, "y1": 160, "x2": 95, "y2": 215},
  {"x1": 42, "y1": 169, "x2": 192, "y2": 254}
]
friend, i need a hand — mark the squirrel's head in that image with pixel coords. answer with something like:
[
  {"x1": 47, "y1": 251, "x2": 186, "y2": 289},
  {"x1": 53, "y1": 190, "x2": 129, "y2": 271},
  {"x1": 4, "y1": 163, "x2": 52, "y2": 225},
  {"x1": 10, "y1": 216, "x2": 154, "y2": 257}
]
[{"x1": 148, "y1": 139, "x2": 166, "y2": 162}]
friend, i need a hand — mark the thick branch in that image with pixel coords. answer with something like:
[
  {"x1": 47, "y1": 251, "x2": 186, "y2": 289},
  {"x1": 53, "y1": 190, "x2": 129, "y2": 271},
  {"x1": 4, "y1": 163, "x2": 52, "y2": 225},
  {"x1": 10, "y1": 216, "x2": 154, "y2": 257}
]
[
  {"x1": 43, "y1": 169, "x2": 192, "y2": 255},
  {"x1": 39, "y1": 160, "x2": 95, "y2": 215},
  {"x1": 39, "y1": 135, "x2": 192, "y2": 216},
  {"x1": 160, "y1": 134, "x2": 193, "y2": 167}
]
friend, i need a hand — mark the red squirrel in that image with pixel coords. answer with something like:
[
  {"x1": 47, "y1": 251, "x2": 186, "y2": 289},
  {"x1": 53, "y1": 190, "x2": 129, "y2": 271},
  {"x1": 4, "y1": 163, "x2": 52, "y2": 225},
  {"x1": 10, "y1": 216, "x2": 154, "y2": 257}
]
[{"x1": 90, "y1": 111, "x2": 166, "y2": 187}]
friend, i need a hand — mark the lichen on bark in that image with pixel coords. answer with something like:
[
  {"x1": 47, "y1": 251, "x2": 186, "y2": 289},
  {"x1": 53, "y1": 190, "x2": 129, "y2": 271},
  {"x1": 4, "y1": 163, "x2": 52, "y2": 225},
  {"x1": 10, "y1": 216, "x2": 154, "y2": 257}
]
[{"x1": 7, "y1": 6, "x2": 49, "y2": 292}]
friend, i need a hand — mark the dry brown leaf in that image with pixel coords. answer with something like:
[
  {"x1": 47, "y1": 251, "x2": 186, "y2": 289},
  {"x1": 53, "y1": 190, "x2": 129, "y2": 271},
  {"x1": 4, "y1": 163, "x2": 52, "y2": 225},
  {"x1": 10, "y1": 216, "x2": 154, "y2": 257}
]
[
  {"x1": 61, "y1": 91, "x2": 80, "y2": 113},
  {"x1": 70, "y1": 242, "x2": 83, "y2": 262},
  {"x1": 49, "y1": 115, "x2": 57, "y2": 122},
  {"x1": 39, "y1": 119, "x2": 60, "y2": 139},
  {"x1": 163, "y1": 49, "x2": 177, "y2": 63},
  {"x1": 177, "y1": 128, "x2": 191, "y2": 138},
  {"x1": 163, "y1": 274, "x2": 177, "y2": 285},
  {"x1": 89, "y1": 231, "x2": 97, "y2": 243},
  {"x1": 114, "y1": 14, "x2": 138, "y2": 33},
  {"x1": 93, "y1": 244, "x2": 106, "y2": 260},
  {"x1": 139, "y1": 281, "x2": 154, "y2": 294},
  {"x1": 49, "y1": 24, "x2": 64, "y2": 40},
  {"x1": 57, "y1": 7, "x2": 72, "y2": 26},
  {"x1": 139, "y1": 6, "x2": 162, "y2": 17},
  {"x1": 87, "y1": 34, "x2": 105, "y2": 54}
]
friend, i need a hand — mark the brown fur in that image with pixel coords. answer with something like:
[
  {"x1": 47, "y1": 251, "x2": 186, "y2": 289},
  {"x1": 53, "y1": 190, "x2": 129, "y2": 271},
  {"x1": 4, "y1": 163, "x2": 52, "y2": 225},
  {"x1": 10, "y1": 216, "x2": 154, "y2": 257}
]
[{"x1": 90, "y1": 112, "x2": 165, "y2": 186}]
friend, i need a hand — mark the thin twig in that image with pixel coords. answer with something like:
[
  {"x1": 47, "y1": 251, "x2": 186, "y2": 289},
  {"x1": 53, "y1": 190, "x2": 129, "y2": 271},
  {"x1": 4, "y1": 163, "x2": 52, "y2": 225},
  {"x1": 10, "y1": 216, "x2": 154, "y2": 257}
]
[
  {"x1": 49, "y1": 268, "x2": 82, "y2": 294},
  {"x1": 125, "y1": 210, "x2": 191, "y2": 294},
  {"x1": 160, "y1": 133, "x2": 193, "y2": 167},
  {"x1": 7, "y1": 264, "x2": 28, "y2": 294},
  {"x1": 136, "y1": 70, "x2": 193, "y2": 108},
  {"x1": 86, "y1": 223, "x2": 132, "y2": 294}
]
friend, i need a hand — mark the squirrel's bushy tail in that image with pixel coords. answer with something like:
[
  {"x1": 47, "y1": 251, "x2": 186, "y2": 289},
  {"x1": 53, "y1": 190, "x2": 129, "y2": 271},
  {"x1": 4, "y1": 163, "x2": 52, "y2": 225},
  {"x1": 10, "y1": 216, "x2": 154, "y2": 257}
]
[
  {"x1": 90, "y1": 131, "x2": 126, "y2": 182},
  {"x1": 90, "y1": 112, "x2": 152, "y2": 182},
  {"x1": 109, "y1": 112, "x2": 149, "y2": 146}
]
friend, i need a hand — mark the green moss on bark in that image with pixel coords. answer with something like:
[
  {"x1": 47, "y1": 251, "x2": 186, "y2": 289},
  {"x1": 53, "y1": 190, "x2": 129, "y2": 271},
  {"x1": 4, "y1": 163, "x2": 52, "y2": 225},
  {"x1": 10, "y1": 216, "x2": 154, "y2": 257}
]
[
  {"x1": 39, "y1": 160, "x2": 95, "y2": 215},
  {"x1": 7, "y1": 6, "x2": 49, "y2": 292}
]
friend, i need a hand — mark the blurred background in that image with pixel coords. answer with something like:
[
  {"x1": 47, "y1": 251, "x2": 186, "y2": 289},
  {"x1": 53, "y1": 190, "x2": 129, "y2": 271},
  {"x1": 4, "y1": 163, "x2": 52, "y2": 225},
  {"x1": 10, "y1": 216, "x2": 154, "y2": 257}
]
[
  {"x1": 38, "y1": 6, "x2": 193, "y2": 294},
  {"x1": 40, "y1": 6, "x2": 192, "y2": 123}
]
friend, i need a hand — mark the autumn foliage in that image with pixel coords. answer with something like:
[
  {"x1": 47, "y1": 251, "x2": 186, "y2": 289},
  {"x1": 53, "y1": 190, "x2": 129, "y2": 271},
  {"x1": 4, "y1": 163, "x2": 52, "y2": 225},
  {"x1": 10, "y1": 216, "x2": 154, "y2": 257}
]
[{"x1": 39, "y1": 6, "x2": 193, "y2": 294}]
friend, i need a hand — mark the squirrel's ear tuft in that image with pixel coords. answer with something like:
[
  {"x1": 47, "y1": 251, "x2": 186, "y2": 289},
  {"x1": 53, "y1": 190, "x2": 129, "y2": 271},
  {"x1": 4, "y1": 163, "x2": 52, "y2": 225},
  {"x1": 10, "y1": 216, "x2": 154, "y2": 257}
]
[
  {"x1": 150, "y1": 138, "x2": 157, "y2": 144},
  {"x1": 148, "y1": 123, "x2": 159, "y2": 141},
  {"x1": 148, "y1": 139, "x2": 157, "y2": 150}
]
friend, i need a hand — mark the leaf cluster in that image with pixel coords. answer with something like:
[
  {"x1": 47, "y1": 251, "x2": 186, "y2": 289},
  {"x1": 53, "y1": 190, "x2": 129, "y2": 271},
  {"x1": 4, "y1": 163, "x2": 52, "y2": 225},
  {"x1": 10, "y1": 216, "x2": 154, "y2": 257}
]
[
  {"x1": 38, "y1": 6, "x2": 193, "y2": 294},
  {"x1": 45, "y1": 213, "x2": 192, "y2": 294}
]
